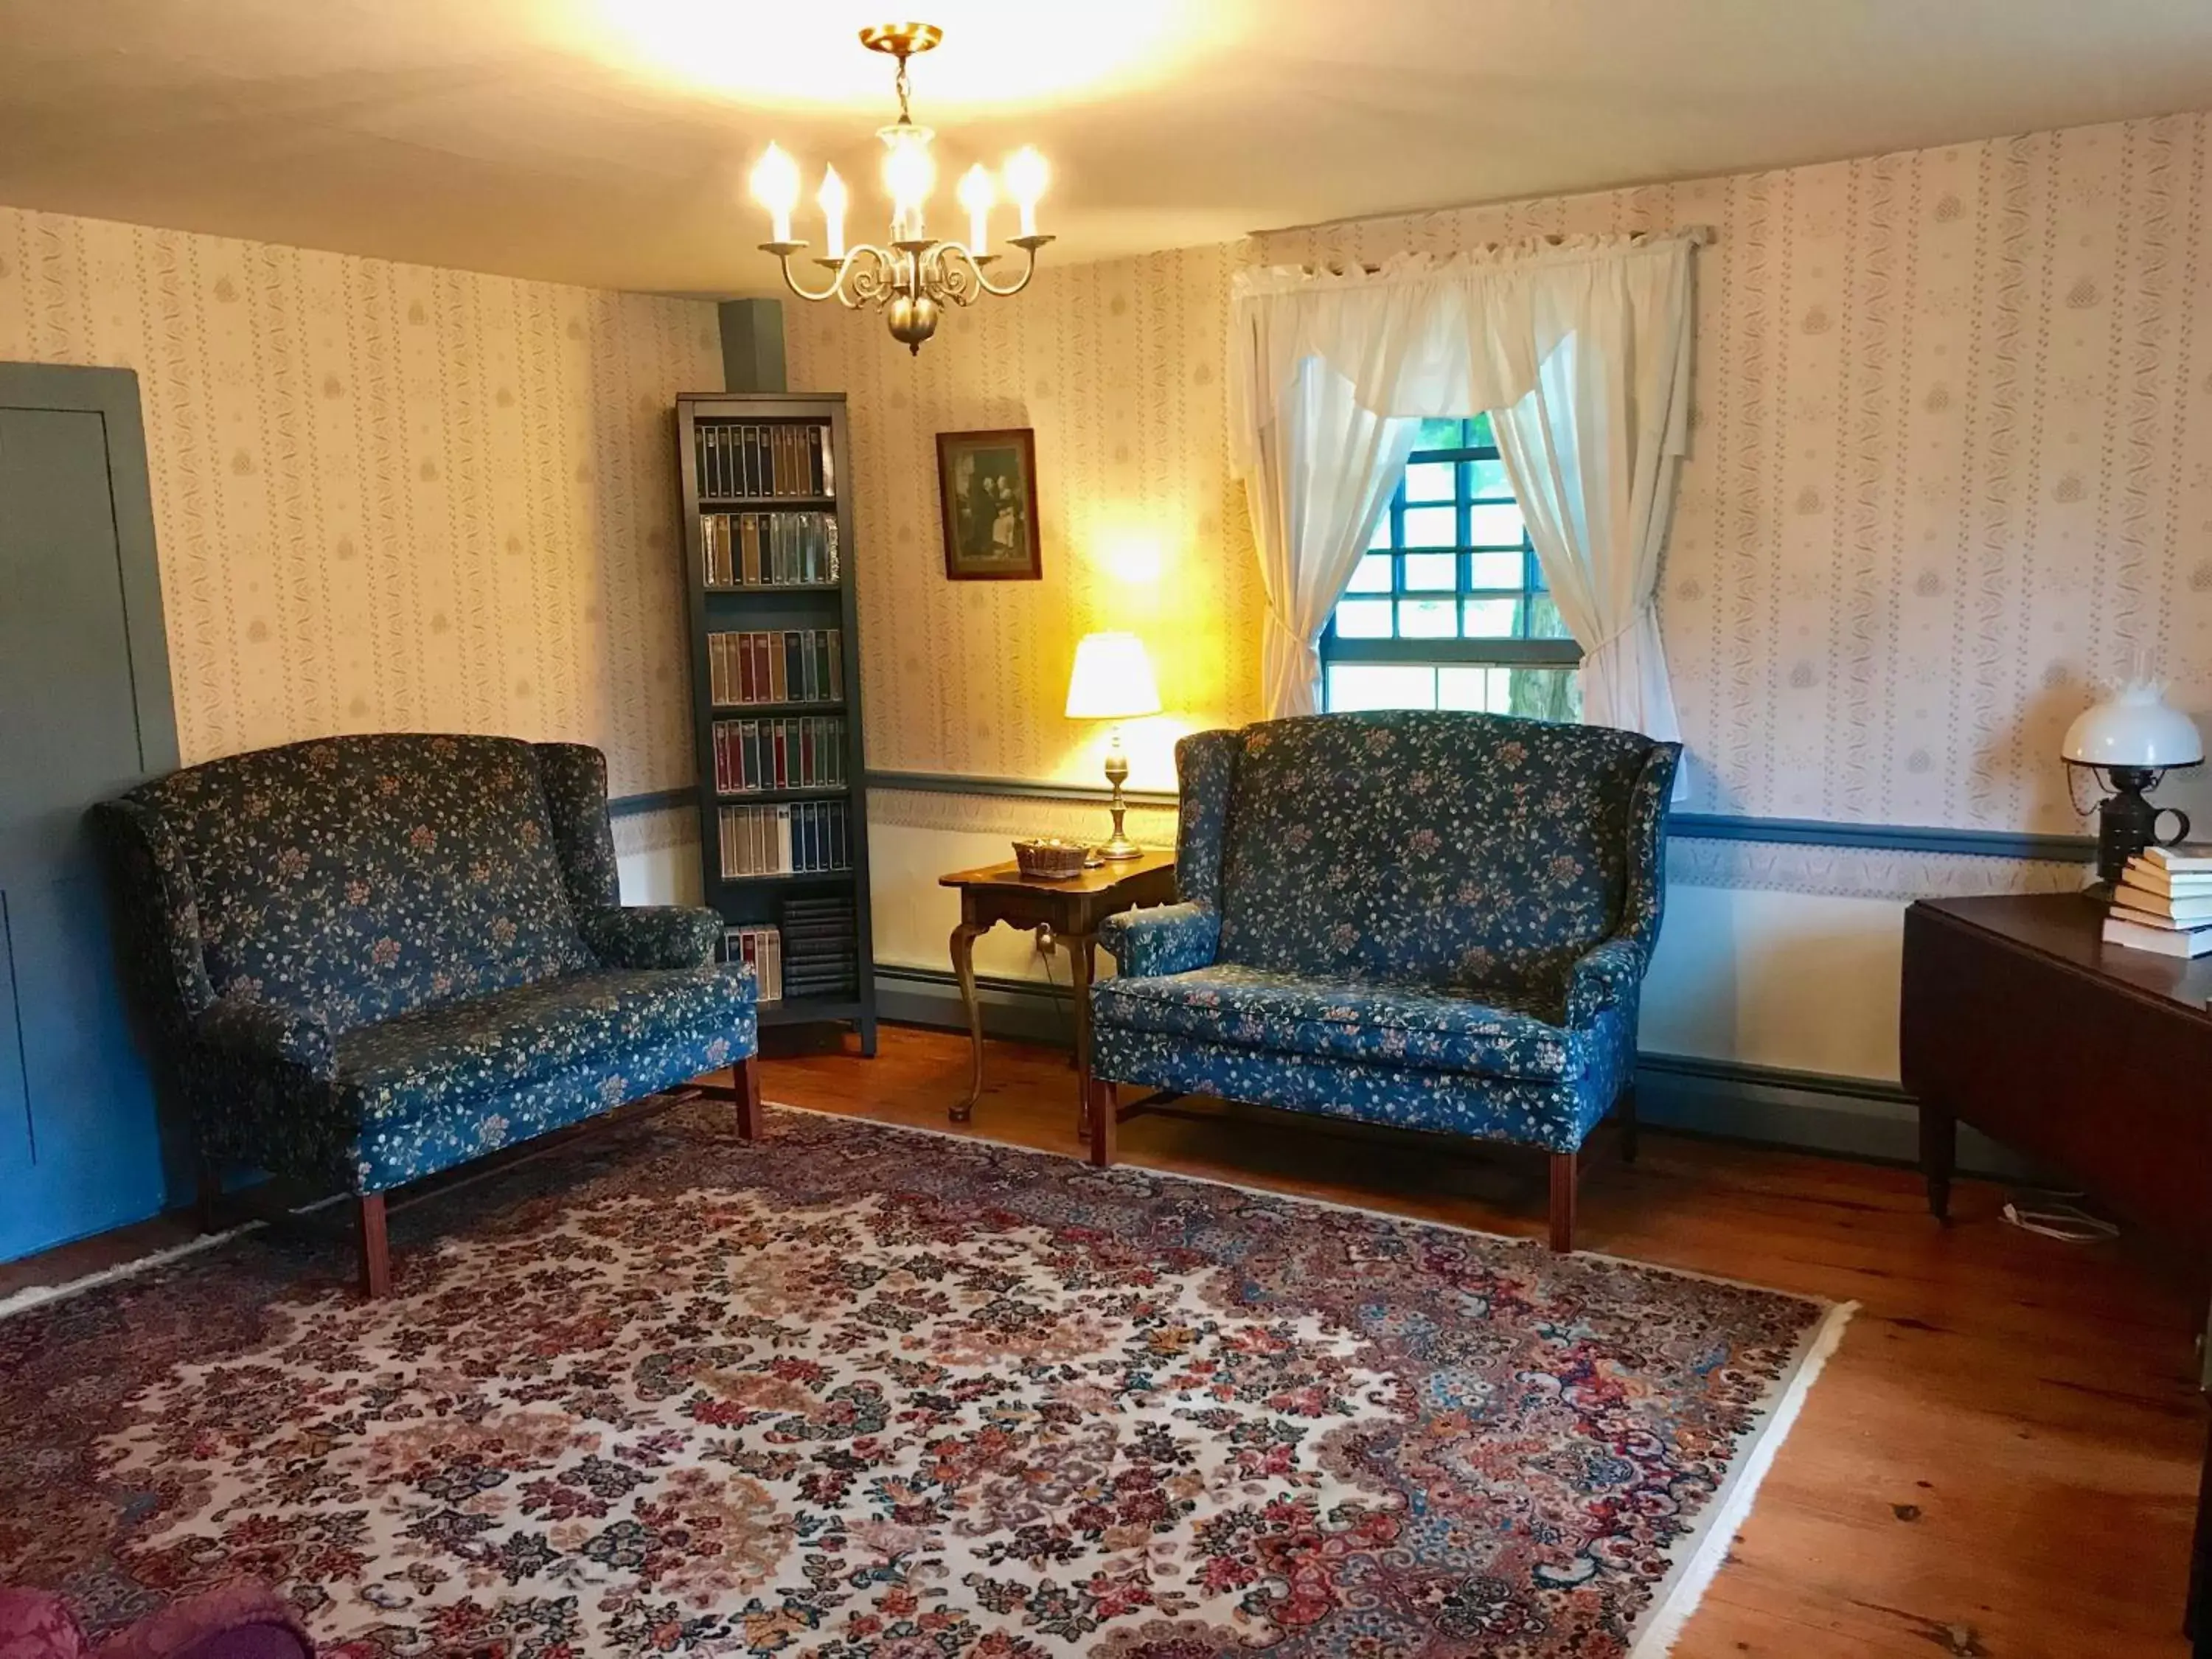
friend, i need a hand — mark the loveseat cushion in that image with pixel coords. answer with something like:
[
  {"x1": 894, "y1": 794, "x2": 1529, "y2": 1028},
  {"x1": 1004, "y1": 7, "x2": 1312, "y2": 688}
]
[
  {"x1": 125, "y1": 734, "x2": 593, "y2": 1030},
  {"x1": 333, "y1": 964, "x2": 755, "y2": 1124},
  {"x1": 1091, "y1": 963, "x2": 1585, "y2": 1082}
]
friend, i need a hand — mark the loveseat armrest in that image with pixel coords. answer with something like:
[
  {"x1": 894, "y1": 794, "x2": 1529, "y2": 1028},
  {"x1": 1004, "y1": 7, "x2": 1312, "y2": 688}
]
[
  {"x1": 194, "y1": 998, "x2": 336, "y2": 1077},
  {"x1": 1565, "y1": 936, "x2": 1649, "y2": 1029},
  {"x1": 1101, "y1": 902, "x2": 1220, "y2": 979},
  {"x1": 579, "y1": 905, "x2": 725, "y2": 971}
]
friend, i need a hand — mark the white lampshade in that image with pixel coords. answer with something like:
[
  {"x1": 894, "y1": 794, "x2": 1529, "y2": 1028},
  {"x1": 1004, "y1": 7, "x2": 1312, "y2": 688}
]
[
  {"x1": 1065, "y1": 631, "x2": 1161, "y2": 721},
  {"x1": 2061, "y1": 679, "x2": 2205, "y2": 768}
]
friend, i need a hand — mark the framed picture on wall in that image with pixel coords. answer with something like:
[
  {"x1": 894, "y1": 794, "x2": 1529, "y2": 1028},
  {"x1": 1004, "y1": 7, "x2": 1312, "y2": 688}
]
[{"x1": 936, "y1": 428, "x2": 1043, "y2": 581}]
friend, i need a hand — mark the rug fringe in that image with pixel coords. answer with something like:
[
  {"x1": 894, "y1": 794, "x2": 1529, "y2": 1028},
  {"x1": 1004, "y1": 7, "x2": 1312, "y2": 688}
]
[
  {"x1": 1626, "y1": 1297, "x2": 1859, "y2": 1656},
  {"x1": 0, "y1": 1223, "x2": 258, "y2": 1322}
]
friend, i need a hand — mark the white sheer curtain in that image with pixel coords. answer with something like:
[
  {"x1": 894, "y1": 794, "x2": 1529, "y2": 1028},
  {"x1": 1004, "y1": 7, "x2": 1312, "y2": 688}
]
[
  {"x1": 1227, "y1": 231, "x2": 1703, "y2": 737},
  {"x1": 1248, "y1": 361, "x2": 1417, "y2": 717}
]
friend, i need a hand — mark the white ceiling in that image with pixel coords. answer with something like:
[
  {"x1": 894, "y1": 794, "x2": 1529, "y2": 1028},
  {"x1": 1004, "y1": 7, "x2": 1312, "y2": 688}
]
[{"x1": 1, "y1": 0, "x2": 2210, "y2": 295}]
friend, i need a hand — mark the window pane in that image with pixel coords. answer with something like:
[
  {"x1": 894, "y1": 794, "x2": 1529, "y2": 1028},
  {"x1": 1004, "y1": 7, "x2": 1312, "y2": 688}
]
[
  {"x1": 1469, "y1": 411, "x2": 1496, "y2": 448},
  {"x1": 1469, "y1": 503, "x2": 1526, "y2": 546},
  {"x1": 1328, "y1": 663, "x2": 1438, "y2": 712},
  {"x1": 1529, "y1": 592, "x2": 1574, "y2": 640},
  {"x1": 1402, "y1": 552, "x2": 1457, "y2": 590},
  {"x1": 1346, "y1": 553, "x2": 1393, "y2": 594},
  {"x1": 1416, "y1": 417, "x2": 1463, "y2": 450},
  {"x1": 1404, "y1": 462, "x2": 1455, "y2": 503},
  {"x1": 1467, "y1": 458, "x2": 1512, "y2": 499},
  {"x1": 1464, "y1": 596, "x2": 1521, "y2": 637},
  {"x1": 1437, "y1": 665, "x2": 1511, "y2": 713},
  {"x1": 1439, "y1": 665, "x2": 1581, "y2": 722},
  {"x1": 1468, "y1": 549, "x2": 1521, "y2": 588},
  {"x1": 1335, "y1": 598, "x2": 1394, "y2": 639},
  {"x1": 1402, "y1": 505, "x2": 1457, "y2": 546},
  {"x1": 1399, "y1": 597, "x2": 1459, "y2": 637},
  {"x1": 1366, "y1": 511, "x2": 1394, "y2": 551}
]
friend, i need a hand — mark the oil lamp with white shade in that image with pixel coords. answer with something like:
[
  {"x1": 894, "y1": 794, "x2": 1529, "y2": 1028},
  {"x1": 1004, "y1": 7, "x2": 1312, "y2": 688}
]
[{"x1": 2062, "y1": 675, "x2": 2203, "y2": 889}]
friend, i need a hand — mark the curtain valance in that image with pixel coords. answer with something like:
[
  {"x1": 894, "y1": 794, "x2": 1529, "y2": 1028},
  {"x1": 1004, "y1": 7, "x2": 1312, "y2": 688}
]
[{"x1": 1227, "y1": 229, "x2": 1708, "y2": 479}]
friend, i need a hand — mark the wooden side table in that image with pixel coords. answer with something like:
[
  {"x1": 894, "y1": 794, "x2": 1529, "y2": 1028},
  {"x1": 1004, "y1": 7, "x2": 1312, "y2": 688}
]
[{"x1": 940, "y1": 848, "x2": 1177, "y2": 1130}]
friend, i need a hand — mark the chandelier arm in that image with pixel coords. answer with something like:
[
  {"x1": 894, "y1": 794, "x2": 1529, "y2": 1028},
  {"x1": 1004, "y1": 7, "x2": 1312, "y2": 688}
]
[
  {"x1": 841, "y1": 246, "x2": 902, "y2": 310},
  {"x1": 936, "y1": 239, "x2": 1045, "y2": 300},
  {"x1": 768, "y1": 247, "x2": 849, "y2": 305}
]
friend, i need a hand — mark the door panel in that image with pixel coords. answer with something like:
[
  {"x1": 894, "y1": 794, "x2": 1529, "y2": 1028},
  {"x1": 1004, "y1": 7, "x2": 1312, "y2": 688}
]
[{"x1": 0, "y1": 372, "x2": 177, "y2": 1261}]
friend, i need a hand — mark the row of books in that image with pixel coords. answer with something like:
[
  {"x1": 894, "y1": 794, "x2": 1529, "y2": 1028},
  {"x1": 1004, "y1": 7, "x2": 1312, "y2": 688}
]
[
  {"x1": 712, "y1": 716, "x2": 847, "y2": 795},
  {"x1": 697, "y1": 421, "x2": 834, "y2": 500},
  {"x1": 2101, "y1": 844, "x2": 2212, "y2": 956},
  {"x1": 722, "y1": 900, "x2": 860, "y2": 1002},
  {"x1": 719, "y1": 801, "x2": 852, "y2": 877},
  {"x1": 724, "y1": 925, "x2": 786, "y2": 1001},
  {"x1": 701, "y1": 511, "x2": 840, "y2": 588},
  {"x1": 780, "y1": 896, "x2": 860, "y2": 1000},
  {"x1": 708, "y1": 629, "x2": 844, "y2": 708}
]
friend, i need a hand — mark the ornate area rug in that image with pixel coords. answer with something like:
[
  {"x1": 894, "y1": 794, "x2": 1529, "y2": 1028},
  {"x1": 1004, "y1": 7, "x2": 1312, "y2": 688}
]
[{"x1": 0, "y1": 1105, "x2": 1848, "y2": 1658}]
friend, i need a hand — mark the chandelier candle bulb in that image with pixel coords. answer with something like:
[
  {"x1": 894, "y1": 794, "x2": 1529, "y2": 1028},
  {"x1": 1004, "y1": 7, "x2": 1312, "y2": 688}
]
[
  {"x1": 749, "y1": 143, "x2": 801, "y2": 245},
  {"x1": 958, "y1": 164, "x2": 994, "y2": 254},
  {"x1": 882, "y1": 127, "x2": 936, "y2": 241},
  {"x1": 818, "y1": 166, "x2": 848, "y2": 260},
  {"x1": 1006, "y1": 146, "x2": 1048, "y2": 238}
]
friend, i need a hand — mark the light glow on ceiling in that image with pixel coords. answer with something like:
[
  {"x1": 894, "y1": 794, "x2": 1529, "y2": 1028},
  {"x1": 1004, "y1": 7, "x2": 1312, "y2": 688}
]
[{"x1": 594, "y1": 0, "x2": 1248, "y2": 112}]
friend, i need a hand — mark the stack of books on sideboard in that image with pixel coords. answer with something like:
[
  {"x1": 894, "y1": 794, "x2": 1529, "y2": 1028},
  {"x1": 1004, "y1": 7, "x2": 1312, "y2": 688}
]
[{"x1": 2102, "y1": 845, "x2": 2212, "y2": 957}]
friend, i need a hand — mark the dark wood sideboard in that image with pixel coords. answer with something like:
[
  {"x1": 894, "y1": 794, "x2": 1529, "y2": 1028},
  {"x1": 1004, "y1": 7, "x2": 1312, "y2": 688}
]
[{"x1": 1900, "y1": 894, "x2": 2211, "y2": 1654}]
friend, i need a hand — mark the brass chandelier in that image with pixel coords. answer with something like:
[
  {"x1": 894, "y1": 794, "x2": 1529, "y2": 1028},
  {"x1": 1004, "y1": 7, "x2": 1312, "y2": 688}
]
[{"x1": 748, "y1": 22, "x2": 1052, "y2": 355}]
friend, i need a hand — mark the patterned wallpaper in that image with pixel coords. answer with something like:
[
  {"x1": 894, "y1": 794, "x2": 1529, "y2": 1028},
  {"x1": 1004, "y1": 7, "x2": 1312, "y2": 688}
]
[
  {"x1": 0, "y1": 205, "x2": 722, "y2": 796},
  {"x1": 784, "y1": 242, "x2": 1263, "y2": 791},
  {"x1": 793, "y1": 109, "x2": 2212, "y2": 835}
]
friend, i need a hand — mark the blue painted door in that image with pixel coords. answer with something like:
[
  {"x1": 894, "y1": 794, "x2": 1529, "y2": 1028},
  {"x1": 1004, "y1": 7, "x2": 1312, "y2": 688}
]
[{"x1": 0, "y1": 366, "x2": 178, "y2": 1262}]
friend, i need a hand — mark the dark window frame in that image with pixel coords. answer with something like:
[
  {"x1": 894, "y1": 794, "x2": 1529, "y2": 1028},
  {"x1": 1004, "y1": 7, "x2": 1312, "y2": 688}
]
[{"x1": 1320, "y1": 422, "x2": 1581, "y2": 692}]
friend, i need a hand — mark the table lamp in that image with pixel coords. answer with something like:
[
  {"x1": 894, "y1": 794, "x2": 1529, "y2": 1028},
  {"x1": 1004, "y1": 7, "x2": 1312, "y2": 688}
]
[
  {"x1": 2061, "y1": 677, "x2": 2202, "y2": 888},
  {"x1": 1065, "y1": 630, "x2": 1161, "y2": 861}
]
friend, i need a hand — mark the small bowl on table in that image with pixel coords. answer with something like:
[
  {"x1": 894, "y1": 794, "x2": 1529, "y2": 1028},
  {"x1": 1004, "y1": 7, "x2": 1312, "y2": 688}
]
[{"x1": 1012, "y1": 838, "x2": 1091, "y2": 880}]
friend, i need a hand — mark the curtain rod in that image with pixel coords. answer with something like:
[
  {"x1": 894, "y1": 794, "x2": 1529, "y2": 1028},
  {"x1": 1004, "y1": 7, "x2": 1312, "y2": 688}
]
[{"x1": 1325, "y1": 225, "x2": 1716, "y2": 275}]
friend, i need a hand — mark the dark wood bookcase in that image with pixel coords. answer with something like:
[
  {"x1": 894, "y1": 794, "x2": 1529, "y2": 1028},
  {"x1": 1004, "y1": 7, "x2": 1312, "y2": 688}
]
[{"x1": 675, "y1": 392, "x2": 876, "y2": 1055}]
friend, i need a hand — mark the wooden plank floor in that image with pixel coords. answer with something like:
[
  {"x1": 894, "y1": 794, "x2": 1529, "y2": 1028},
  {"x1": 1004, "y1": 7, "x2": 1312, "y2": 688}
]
[{"x1": 4, "y1": 1022, "x2": 2200, "y2": 1658}]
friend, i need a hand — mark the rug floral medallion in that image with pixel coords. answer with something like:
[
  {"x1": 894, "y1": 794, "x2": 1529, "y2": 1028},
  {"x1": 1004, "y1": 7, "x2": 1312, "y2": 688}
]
[{"x1": 0, "y1": 1106, "x2": 1840, "y2": 1658}]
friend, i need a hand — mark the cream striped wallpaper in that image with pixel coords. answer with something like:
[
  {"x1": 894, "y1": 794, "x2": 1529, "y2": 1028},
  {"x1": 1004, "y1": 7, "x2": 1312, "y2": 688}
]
[
  {"x1": 792, "y1": 109, "x2": 2212, "y2": 836},
  {"x1": 0, "y1": 205, "x2": 722, "y2": 797}
]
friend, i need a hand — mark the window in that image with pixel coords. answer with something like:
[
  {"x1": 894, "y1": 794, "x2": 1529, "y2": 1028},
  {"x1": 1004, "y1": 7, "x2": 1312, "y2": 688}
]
[{"x1": 1321, "y1": 414, "x2": 1580, "y2": 721}]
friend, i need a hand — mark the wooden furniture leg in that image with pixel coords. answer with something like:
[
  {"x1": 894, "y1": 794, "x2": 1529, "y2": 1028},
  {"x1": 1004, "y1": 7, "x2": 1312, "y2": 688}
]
[
  {"x1": 1920, "y1": 1099, "x2": 1955, "y2": 1222},
  {"x1": 195, "y1": 1155, "x2": 221, "y2": 1234},
  {"x1": 1618, "y1": 1085, "x2": 1639, "y2": 1164},
  {"x1": 357, "y1": 1193, "x2": 392, "y2": 1299},
  {"x1": 1068, "y1": 931, "x2": 1097, "y2": 1139},
  {"x1": 949, "y1": 917, "x2": 987, "y2": 1121},
  {"x1": 1548, "y1": 1151, "x2": 1579, "y2": 1253},
  {"x1": 734, "y1": 1053, "x2": 763, "y2": 1141},
  {"x1": 1087, "y1": 1075, "x2": 1118, "y2": 1167}
]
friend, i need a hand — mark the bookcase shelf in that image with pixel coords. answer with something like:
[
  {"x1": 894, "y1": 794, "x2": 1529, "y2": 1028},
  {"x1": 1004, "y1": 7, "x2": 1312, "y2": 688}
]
[{"x1": 678, "y1": 392, "x2": 876, "y2": 1054}]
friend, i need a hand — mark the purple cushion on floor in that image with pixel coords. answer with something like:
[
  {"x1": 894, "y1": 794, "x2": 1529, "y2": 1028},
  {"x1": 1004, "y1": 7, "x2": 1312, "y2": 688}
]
[
  {"x1": 0, "y1": 1590, "x2": 93, "y2": 1659},
  {"x1": 167, "y1": 1627, "x2": 308, "y2": 1659},
  {"x1": 88, "y1": 1585, "x2": 310, "y2": 1659}
]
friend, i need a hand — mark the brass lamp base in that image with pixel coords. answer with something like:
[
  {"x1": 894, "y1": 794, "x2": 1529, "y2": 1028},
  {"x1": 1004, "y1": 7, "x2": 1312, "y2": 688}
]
[{"x1": 1097, "y1": 727, "x2": 1142, "y2": 860}]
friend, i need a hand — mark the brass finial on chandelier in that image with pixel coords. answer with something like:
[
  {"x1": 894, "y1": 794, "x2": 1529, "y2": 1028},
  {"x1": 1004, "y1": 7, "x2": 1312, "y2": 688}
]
[{"x1": 748, "y1": 23, "x2": 1053, "y2": 355}]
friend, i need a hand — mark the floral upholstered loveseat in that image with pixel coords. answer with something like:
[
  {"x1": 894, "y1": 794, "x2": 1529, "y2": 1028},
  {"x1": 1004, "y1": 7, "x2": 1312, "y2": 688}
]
[
  {"x1": 94, "y1": 734, "x2": 759, "y2": 1295},
  {"x1": 1085, "y1": 711, "x2": 1679, "y2": 1251}
]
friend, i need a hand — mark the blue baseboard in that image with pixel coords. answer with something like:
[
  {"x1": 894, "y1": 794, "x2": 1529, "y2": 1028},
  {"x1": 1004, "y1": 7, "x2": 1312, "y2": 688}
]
[{"x1": 871, "y1": 961, "x2": 2031, "y2": 1178}]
